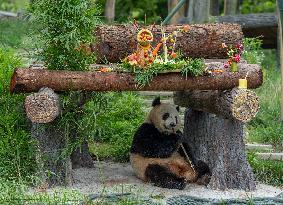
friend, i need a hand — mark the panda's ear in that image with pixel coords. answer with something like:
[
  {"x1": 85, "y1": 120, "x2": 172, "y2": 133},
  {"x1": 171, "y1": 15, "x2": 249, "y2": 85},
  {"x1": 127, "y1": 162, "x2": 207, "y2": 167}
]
[
  {"x1": 152, "y1": 97, "x2": 161, "y2": 107},
  {"x1": 176, "y1": 106, "x2": 180, "y2": 112}
]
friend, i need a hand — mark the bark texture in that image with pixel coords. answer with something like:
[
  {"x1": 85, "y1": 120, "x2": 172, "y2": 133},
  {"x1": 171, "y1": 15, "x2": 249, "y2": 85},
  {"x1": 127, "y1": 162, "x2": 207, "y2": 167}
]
[
  {"x1": 216, "y1": 13, "x2": 277, "y2": 48},
  {"x1": 10, "y1": 63, "x2": 262, "y2": 93},
  {"x1": 184, "y1": 109, "x2": 256, "y2": 190},
  {"x1": 25, "y1": 87, "x2": 60, "y2": 123},
  {"x1": 210, "y1": 0, "x2": 220, "y2": 16},
  {"x1": 31, "y1": 122, "x2": 72, "y2": 187},
  {"x1": 224, "y1": 0, "x2": 238, "y2": 15},
  {"x1": 93, "y1": 24, "x2": 243, "y2": 63},
  {"x1": 105, "y1": 0, "x2": 116, "y2": 22},
  {"x1": 173, "y1": 88, "x2": 259, "y2": 122}
]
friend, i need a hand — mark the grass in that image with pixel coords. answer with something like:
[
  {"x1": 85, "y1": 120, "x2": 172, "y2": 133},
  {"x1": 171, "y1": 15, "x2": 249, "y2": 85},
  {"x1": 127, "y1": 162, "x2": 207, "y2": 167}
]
[
  {"x1": 246, "y1": 50, "x2": 283, "y2": 149},
  {"x1": 248, "y1": 152, "x2": 283, "y2": 187},
  {"x1": 0, "y1": 179, "x2": 160, "y2": 205}
]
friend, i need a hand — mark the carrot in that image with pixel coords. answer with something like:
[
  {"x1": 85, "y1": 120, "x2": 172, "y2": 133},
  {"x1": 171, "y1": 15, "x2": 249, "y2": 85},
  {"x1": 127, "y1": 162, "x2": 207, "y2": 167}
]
[{"x1": 152, "y1": 43, "x2": 163, "y2": 57}]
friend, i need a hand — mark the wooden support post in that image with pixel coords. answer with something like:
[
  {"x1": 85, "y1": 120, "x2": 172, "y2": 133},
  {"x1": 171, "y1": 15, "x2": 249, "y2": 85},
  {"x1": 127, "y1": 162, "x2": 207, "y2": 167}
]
[
  {"x1": 32, "y1": 121, "x2": 72, "y2": 187},
  {"x1": 183, "y1": 109, "x2": 256, "y2": 190},
  {"x1": 174, "y1": 88, "x2": 258, "y2": 190},
  {"x1": 27, "y1": 88, "x2": 95, "y2": 187}
]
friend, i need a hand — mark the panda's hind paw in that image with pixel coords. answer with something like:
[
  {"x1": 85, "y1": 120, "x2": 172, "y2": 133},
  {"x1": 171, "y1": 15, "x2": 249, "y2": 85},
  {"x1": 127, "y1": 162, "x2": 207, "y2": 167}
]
[
  {"x1": 169, "y1": 177, "x2": 186, "y2": 190},
  {"x1": 145, "y1": 164, "x2": 187, "y2": 190}
]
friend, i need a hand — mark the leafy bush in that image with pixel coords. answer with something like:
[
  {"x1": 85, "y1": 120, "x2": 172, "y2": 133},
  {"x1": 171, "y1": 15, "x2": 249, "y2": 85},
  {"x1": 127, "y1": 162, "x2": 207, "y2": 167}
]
[
  {"x1": 242, "y1": 37, "x2": 265, "y2": 65},
  {"x1": 0, "y1": 0, "x2": 29, "y2": 12},
  {"x1": 88, "y1": 92, "x2": 145, "y2": 162},
  {"x1": 0, "y1": 20, "x2": 31, "y2": 49},
  {"x1": 240, "y1": 0, "x2": 276, "y2": 14},
  {"x1": 0, "y1": 48, "x2": 35, "y2": 181},
  {"x1": 30, "y1": 0, "x2": 99, "y2": 71}
]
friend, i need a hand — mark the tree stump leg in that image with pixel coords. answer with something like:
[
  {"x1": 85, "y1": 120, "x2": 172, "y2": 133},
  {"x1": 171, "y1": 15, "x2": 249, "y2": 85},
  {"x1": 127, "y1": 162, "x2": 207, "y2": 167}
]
[
  {"x1": 184, "y1": 109, "x2": 256, "y2": 191},
  {"x1": 70, "y1": 139, "x2": 94, "y2": 169},
  {"x1": 31, "y1": 122, "x2": 72, "y2": 187}
]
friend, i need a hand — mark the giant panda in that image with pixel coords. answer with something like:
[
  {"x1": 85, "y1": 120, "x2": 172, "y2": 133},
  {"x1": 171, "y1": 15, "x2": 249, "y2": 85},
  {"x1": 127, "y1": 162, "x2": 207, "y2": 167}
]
[{"x1": 130, "y1": 97, "x2": 210, "y2": 190}]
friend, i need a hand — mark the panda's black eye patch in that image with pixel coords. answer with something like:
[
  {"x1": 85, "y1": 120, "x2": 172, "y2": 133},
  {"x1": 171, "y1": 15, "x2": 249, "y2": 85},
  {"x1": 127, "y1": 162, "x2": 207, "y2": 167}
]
[{"x1": 162, "y1": 113, "x2": 170, "y2": 120}]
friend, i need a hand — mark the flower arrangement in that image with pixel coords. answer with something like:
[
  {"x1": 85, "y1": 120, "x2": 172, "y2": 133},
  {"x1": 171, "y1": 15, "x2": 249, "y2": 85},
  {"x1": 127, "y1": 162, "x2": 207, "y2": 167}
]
[{"x1": 223, "y1": 42, "x2": 244, "y2": 72}]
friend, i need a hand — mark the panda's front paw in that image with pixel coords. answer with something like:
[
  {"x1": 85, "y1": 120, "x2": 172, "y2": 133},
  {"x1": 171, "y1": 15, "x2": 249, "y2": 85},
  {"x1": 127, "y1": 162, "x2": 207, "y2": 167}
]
[{"x1": 177, "y1": 133, "x2": 186, "y2": 144}]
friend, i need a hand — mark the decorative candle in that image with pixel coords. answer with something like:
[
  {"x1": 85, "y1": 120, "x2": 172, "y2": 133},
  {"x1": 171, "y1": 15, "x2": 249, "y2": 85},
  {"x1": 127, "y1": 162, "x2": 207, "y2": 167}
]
[{"x1": 239, "y1": 78, "x2": 247, "y2": 89}]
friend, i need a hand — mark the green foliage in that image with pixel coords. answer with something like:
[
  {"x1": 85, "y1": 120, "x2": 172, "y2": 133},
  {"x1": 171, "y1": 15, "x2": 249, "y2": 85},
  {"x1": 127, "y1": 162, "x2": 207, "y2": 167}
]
[
  {"x1": 0, "y1": 48, "x2": 35, "y2": 181},
  {"x1": 88, "y1": 92, "x2": 145, "y2": 162},
  {"x1": 248, "y1": 152, "x2": 283, "y2": 187},
  {"x1": 0, "y1": 20, "x2": 31, "y2": 49},
  {"x1": 240, "y1": 0, "x2": 276, "y2": 14},
  {"x1": 30, "y1": 0, "x2": 99, "y2": 70},
  {"x1": 121, "y1": 58, "x2": 205, "y2": 87},
  {"x1": 0, "y1": 0, "x2": 29, "y2": 12},
  {"x1": 95, "y1": 0, "x2": 167, "y2": 23},
  {"x1": 242, "y1": 37, "x2": 264, "y2": 65}
]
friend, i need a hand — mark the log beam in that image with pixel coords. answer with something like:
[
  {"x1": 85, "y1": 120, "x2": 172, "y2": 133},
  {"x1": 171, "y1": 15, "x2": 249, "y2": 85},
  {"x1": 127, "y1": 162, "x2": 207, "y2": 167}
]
[
  {"x1": 10, "y1": 63, "x2": 262, "y2": 93},
  {"x1": 174, "y1": 88, "x2": 259, "y2": 122},
  {"x1": 93, "y1": 24, "x2": 243, "y2": 63}
]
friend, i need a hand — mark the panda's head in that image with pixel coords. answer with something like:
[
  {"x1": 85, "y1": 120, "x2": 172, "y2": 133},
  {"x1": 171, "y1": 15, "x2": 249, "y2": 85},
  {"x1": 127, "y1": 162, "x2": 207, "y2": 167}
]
[{"x1": 146, "y1": 97, "x2": 181, "y2": 134}]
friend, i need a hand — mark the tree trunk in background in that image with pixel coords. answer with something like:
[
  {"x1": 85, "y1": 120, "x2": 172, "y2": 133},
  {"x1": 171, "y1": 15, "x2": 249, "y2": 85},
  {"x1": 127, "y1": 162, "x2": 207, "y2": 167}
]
[
  {"x1": 168, "y1": 0, "x2": 186, "y2": 24},
  {"x1": 224, "y1": 0, "x2": 238, "y2": 15},
  {"x1": 31, "y1": 122, "x2": 72, "y2": 187},
  {"x1": 183, "y1": 109, "x2": 256, "y2": 190},
  {"x1": 193, "y1": 0, "x2": 210, "y2": 23},
  {"x1": 105, "y1": 0, "x2": 116, "y2": 23},
  {"x1": 210, "y1": 0, "x2": 220, "y2": 16}
]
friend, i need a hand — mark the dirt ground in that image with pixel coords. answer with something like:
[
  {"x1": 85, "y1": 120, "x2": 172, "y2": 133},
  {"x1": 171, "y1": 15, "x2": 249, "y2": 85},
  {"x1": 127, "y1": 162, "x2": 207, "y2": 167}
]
[{"x1": 70, "y1": 161, "x2": 283, "y2": 201}]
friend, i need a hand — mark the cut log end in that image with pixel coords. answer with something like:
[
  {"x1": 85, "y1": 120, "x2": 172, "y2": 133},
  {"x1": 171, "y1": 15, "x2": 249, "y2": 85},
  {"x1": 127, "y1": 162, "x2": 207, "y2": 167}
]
[
  {"x1": 25, "y1": 87, "x2": 60, "y2": 123},
  {"x1": 231, "y1": 89, "x2": 259, "y2": 122}
]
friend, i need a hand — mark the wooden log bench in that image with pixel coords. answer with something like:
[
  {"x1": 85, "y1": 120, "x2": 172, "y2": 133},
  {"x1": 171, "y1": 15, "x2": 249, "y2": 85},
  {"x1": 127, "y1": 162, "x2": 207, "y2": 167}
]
[{"x1": 9, "y1": 23, "x2": 263, "y2": 191}]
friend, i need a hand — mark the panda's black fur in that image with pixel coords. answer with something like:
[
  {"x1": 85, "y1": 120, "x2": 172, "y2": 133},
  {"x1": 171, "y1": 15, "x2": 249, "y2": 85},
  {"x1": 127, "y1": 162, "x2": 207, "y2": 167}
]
[{"x1": 130, "y1": 97, "x2": 210, "y2": 190}]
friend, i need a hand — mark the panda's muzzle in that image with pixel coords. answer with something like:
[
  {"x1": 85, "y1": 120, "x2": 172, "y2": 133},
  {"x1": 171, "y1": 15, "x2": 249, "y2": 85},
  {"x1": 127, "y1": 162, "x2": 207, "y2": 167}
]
[{"x1": 170, "y1": 122, "x2": 176, "y2": 127}]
